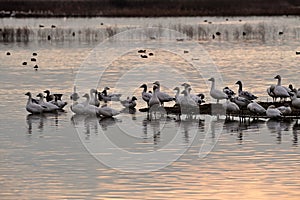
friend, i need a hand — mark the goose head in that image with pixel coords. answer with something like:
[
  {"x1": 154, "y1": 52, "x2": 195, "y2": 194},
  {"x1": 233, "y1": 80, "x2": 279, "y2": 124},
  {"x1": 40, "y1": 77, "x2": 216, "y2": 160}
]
[
  {"x1": 181, "y1": 82, "x2": 191, "y2": 89},
  {"x1": 173, "y1": 87, "x2": 180, "y2": 92},
  {"x1": 36, "y1": 93, "x2": 44, "y2": 98},
  {"x1": 274, "y1": 75, "x2": 281, "y2": 80},
  {"x1": 208, "y1": 77, "x2": 215, "y2": 82},
  {"x1": 139, "y1": 84, "x2": 147, "y2": 89},
  {"x1": 235, "y1": 80, "x2": 242, "y2": 85},
  {"x1": 153, "y1": 84, "x2": 159, "y2": 92},
  {"x1": 181, "y1": 90, "x2": 188, "y2": 96},
  {"x1": 82, "y1": 93, "x2": 89, "y2": 99},
  {"x1": 104, "y1": 87, "x2": 110, "y2": 90},
  {"x1": 197, "y1": 93, "x2": 205, "y2": 99},
  {"x1": 131, "y1": 96, "x2": 137, "y2": 101},
  {"x1": 25, "y1": 92, "x2": 32, "y2": 97},
  {"x1": 44, "y1": 90, "x2": 50, "y2": 95},
  {"x1": 153, "y1": 81, "x2": 160, "y2": 86}
]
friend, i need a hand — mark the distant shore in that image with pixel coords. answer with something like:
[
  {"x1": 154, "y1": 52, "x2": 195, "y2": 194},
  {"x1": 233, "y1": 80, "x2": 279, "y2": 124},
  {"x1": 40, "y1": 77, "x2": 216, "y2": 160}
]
[{"x1": 1, "y1": 0, "x2": 300, "y2": 18}]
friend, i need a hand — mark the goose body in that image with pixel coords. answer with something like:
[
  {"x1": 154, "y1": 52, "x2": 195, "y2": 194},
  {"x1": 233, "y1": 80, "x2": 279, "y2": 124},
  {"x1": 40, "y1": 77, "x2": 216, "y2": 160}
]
[
  {"x1": 149, "y1": 85, "x2": 161, "y2": 108},
  {"x1": 71, "y1": 93, "x2": 89, "y2": 115},
  {"x1": 70, "y1": 85, "x2": 80, "y2": 101},
  {"x1": 273, "y1": 75, "x2": 290, "y2": 101},
  {"x1": 37, "y1": 93, "x2": 59, "y2": 112},
  {"x1": 289, "y1": 84, "x2": 300, "y2": 98},
  {"x1": 180, "y1": 89, "x2": 198, "y2": 108},
  {"x1": 25, "y1": 92, "x2": 46, "y2": 114},
  {"x1": 266, "y1": 105, "x2": 282, "y2": 119},
  {"x1": 222, "y1": 99, "x2": 240, "y2": 113},
  {"x1": 98, "y1": 104, "x2": 120, "y2": 118},
  {"x1": 50, "y1": 94, "x2": 67, "y2": 109},
  {"x1": 208, "y1": 78, "x2": 228, "y2": 103},
  {"x1": 82, "y1": 93, "x2": 100, "y2": 115},
  {"x1": 121, "y1": 96, "x2": 137, "y2": 108},
  {"x1": 267, "y1": 85, "x2": 276, "y2": 102},
  {"x1": 235, "y1": 80, "x2": 257, "y2": 100},
  {"x1": 277, "y1": 105, "x2": 292, "y2": 115},
  {"x1": 223, "y1": 87, "x2": 235, "y2": 98},
  {"x1": 153, "y1": 81, "x2": 174, "y2": 105},
  {"x1": 247, "y1": 101, "x2": 266, "y2": 115},
  {"x1": 290, "y1": 93, "x2": 300, "y2": 109},
  {"x1": 173, "y1": 87, "x2": 184, "y2": 105},
  {"x1": 98, "y1": 87, "x2": 121, "y2": 102},
  {"x1": 231, "y1": 96, "x2": 251, "y2": 108},
  {"x1": 140, "y1": 84, "x2": 152, "y2": 106}
]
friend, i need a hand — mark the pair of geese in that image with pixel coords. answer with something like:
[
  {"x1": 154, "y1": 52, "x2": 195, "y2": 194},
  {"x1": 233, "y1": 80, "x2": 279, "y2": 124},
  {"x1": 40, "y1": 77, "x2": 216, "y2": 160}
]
[
  {"x1": 70, "y1": 88, "x2": 120, "y2": 117},
  {"x1": 140, "y1": 81, "x2": 205, "y2": 110},
  {"x1": 25, "y1": 90, "x2": 67, "y2": 114}
]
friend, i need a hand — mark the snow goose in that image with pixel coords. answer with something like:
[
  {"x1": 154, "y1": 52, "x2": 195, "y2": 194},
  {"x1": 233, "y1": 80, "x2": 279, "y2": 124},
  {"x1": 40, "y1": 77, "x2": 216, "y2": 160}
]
[
  {"x1": 44, "y1": 90, "x2": 54, "y2": 102},
  {"x1": 153, "y1": 81, "x2": 174, "y2": 105},
  {"x1": 149, "y1": 84, "x2": 161, "y2": 108},
  {"x1": 277, "y1": 104, "x2": 292, "y2": 115},
  {"x1": 223, "y1": 87, "x2": 235, "y2": 98},
  {"x1": 89, "y1": 89, "x2": 100, "y2": 107},
  {"x1": 120, "y1": 96, "x2": 137, "y2": 108},
  {"x1": 173, "y1": 87, "x2": 184, "y2": 105},
  {"x1": 235, "y1": 80, "x2": 258, "y2": 100},
  {"x1": 70, "y1": 94, "x2": 88, "y2": 115},
  {"x1": 289, "y1": 84, "x2": 300, "y2": 98},
  {"x1": 272, "y1": 75, "x2": 290, "y2": 102},
  {"x1": 25, "y1": 92, "x2": 46, "y2": 114},
  {"x1": 36, "y1": 93, "x2": 59, "y2": 112},
  {"x1": 290, "y1": 93, "x2": 300, "y2": 109},
  {"x1": 222, "y1": 99, "x2": 240, "y2": 114},
  {"x1": 208, "y1": 77, "x2": 228, "y2": 103},
  {"x1": 247, "y1": 101, "x2": 266, "y2": 115},
  {"x1": 140, "y1": 84, "x2": 152, "y2": 107},
  {"x1": 81, "y1": 93, "x2": 101, "y2": 115},
  {"x1": 180, "y1": 89, "x2": 198, "y2": 108},
  {"x1": 266, "y1": 105, "x2": 282, "y2": 119},
  {"x1": 98, "y1": 104, "x2": 120, "y2": 118},
  {"x1": 230, "y1": 96, "x2": 251, "y2": 109},
  {"x1": 181, "y1": 83, "x2": 205, "y2": 105},
  {"x1": 267, "y1": 85, "x2": 276, "y2": 102}
]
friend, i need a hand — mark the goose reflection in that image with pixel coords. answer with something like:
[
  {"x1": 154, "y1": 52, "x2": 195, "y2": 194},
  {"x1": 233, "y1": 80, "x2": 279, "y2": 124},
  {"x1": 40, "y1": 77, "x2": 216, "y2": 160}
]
[
  {"x1": 26, "y1": 114, "x2": 46, "y2": 134},
  {"x1": 142, "y1": 116, "x2": 163, "y2": 144},
  {"x1": 121, "y1": 108, "x2": 137, "y2": 120},
  {"x1": 175, "y1": 116, "x2": 202, "y2": 144},
  {"x1": 292, "y1": 121, "x2": 300, "y2": 146},
  {"x1": 266, "y1": 119, "x2": 292, "y2": 144},
  {"x1": 99, "y1": 117, "x2": 120, "y2": 131}
]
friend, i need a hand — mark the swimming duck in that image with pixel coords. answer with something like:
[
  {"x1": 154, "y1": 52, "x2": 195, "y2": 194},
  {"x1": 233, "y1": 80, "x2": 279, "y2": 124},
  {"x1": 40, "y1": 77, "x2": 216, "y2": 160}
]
[
  {"x1": 36, "y1": 93, "x2": 59, "y2": 112},
  {"x1": 266, "y1": 105, "x2": 282, "y2": 119},
  {"x1": 153, "y1": 81, "x2": 174, "y2": 105},
  {"x1": 120, "y1": 96, "x2": 137, "y2": 108},
  {"x1": 25, "y1": 92, "x2": 46, "y2": 114},
  {"x1": 208, "y1": 77, "x2": 228, "y2": 103},
  {"x1": 235, "y1": 80, "x2": 258, "y2": 100},
  {"x1": 140, "y1": 84, "x2": 152, "y2": 107}
]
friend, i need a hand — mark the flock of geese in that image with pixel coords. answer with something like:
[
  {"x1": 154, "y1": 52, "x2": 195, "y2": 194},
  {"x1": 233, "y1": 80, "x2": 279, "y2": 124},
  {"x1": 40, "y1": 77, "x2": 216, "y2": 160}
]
[{"x1": 25, "y1": 75, "x2": 300, "y2": 120}]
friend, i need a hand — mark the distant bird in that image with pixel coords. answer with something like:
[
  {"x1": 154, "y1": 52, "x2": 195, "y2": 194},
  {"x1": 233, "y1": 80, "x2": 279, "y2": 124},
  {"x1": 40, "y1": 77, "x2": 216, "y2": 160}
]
[
  {"x1": 33, "y1": 65, "x2": 38, "y2": 70},
  {"x1": 22, "y1": 62, "x2": 27, "y2": 65},
  {"x1": 181, "y1": 83, "x2": 205, "y2": 105},
  {"x1": 32, "y1": 52, "x2": 37, "y2": 56},
  {"x1": 266, "y1": 105, "x2": 282, "y2": 119},
  {"x1": 31, "y1": 58, "x2": 36, "y2": 62},
  {"x1": 121, "y1": 96, "x2": 137, "y2": 109},
  {"x1": 140, "y1": 54, "x2": 148, "y2": 58},
  {"x1": 148, "y1": 53, "x2": 154, "y2": 56},
  {"x1": 138, "y1": 49, "x2": 146, "y2": 53},
  {"x1": 267, "y1": 85, "x2": 276, "y2": 102},
  {"x1": 208, "y1": 77, "x2": 228, "y2": 103},
  {"x1": 6, "y1": 52, "x2": 10, "y2": 56},
  {"x1": 173, "y1": 87, "x2": 184, "y2": 105},
  {"x1": 140, "y1": 84, "x2": 152, "y2": 107},
  {"x1": 235, "y1": 80, "x2": 258, "y2": 100},
  {"x1": 289, "y1": 84, "x2": 300, "y2": 98}
]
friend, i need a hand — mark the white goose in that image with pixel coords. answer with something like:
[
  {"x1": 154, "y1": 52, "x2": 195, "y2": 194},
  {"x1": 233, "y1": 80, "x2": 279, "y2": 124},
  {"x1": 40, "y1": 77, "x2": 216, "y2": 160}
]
[
  {"x1": 120, "y1": 96, "x2": 137, "y2": 108},
  {"x1": 273, "y1": 75, "x2": 290, "y2": 101},
  {"x1": 25, "y1": 92, "x2": 46, "y2": 114},
  {"x1": 173, "y1": 87, "x2": 184, "y2": 105},
  {"x1": 140, "y1": 84, "x2": 152, "y2": 107},
  {"x1": 181, "y1": 83, "x2": 205, "y2": 105},
  {"x1": 153, "y1": 81, "x2": 174, "y2": 105},
  {"x1": 149, "y1": 84, "x2": 161, "y2": 108},
  {"x1": 89, "y1": 89, "x2": 100, "y2": 107},
  {"x1": 267, "y1": 84, "x2": 276, "y2": 102},
  {"x1": 222, "y1": 99, "x2": 240, "y2": 113},
  {"x1": 70, "y1": 93, "x2": 88, "y2": 115},
  {"x1": 290, "y1": 93, "x2": 300, "y2": 109},
  {"x1": 208, "y1": 77, "x2": 228, "y2": 103},
  {"x1": 180, "y1": 89, "x2": 198, "y2": 108},
  {"x1": 277, "y1": 105, "x2": 292, "y2": 115},
  {"x1": 36, "y1": 93, "x2": 59, "y2": 112},
  {"x1": 98, "y1": 104, "x2": 120, "y2": 118},
  {"x1": 235, "y1": 80, "x2": 258, "y2": 100},
  {"x1": 247, "y1": 101, "x2": 266, "y2": 115},
  {"x1": 266, "y1": 105, "x2": 282, "y2": 119},
  {"x1": 82, "y1": 93, "x2": 100, "y2": 115}
]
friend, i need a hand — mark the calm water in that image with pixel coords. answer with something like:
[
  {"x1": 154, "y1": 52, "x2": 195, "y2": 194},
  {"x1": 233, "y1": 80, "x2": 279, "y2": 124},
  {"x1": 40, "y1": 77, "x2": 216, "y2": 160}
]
[{"x1": 0, "y1": 16, "x2": 300, "y2": 199}]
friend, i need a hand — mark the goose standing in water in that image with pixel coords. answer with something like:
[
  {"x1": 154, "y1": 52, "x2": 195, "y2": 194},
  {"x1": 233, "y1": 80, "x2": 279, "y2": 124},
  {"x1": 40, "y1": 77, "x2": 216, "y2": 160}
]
[
  {"x1": 208, "y1": 77, "x2": 228, "y2": 103},
  {"x1": 70, "y1": 93, "x2": 89, "y2": 115},
  {"x1": 267, "y1": 85, "x2": 276, "y2": 102},
  {"x1": 153, "y1": 81, "x2": 174, "y2": 106},
  {"x1": 120, "y1": 96, "x2": 137, "y2": 108},
  {"x1": 98, "y1": 104, "x2": 120, "y2": 118},
  {"x1": 247, "y1": 101, "x2": 266, "y2": 116},
  {"x1": 273, "y1": 75, "x2": 290, "y2": 102},
  {"x1": 290, "y1": 93, "x2": 300, "y2": 109},
  {"x1": 89, "y1": 89, "x2": 100, "y2": 107},
  {"x1": 173, "y1": 87, "x2": 184, "y2": 105},
  {"x1": 82, "y1": 93, "x2": 100, "y2": 115},
  {"x1": 37, "y1": 93, "x2": 59, "y2": 112},
  {"x1": 266, "y1": 105, "x2": 282, "y2": 119},
  {"x1": 181, "y1": 83, "x2": 205, "y2": 105},
  {"x1": 235, "y1": 80, "x2": 258, "y2": 100},
  {"x1": 25, "y1": 92, "x2": 46, "y2": 114},
  {"x1": 180, "y1": 89, "x2": 198, "y2": 108},
  {"x1": 140, "y1": 84, "x2": 152, "y2": 107},
  {"x1": 98, "y1": 86, "x2": 122, "y2": 102}
]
